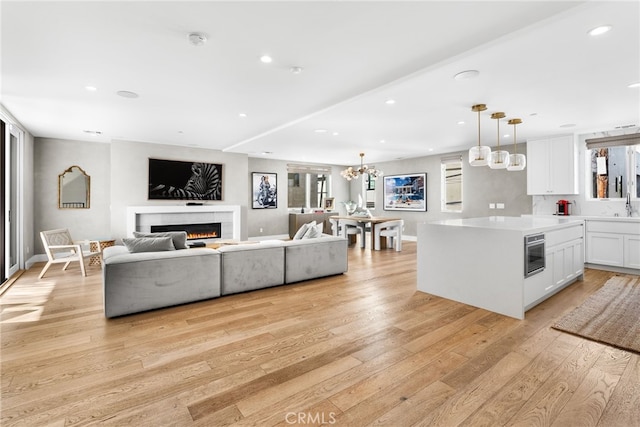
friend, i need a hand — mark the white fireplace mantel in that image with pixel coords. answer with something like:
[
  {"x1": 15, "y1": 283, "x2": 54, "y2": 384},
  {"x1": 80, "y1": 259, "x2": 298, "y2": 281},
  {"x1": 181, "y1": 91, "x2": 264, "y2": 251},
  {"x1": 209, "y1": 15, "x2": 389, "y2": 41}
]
[{"x1": 127, "y1": 205, "x2": 241, "y2": 241}]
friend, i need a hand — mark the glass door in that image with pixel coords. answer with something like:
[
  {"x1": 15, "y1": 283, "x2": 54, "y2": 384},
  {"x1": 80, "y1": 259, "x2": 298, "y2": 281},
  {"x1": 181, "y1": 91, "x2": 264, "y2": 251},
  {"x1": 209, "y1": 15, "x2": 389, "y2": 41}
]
[{"x1": 2, "y1": 119, "x2": 21, "y2": 282}]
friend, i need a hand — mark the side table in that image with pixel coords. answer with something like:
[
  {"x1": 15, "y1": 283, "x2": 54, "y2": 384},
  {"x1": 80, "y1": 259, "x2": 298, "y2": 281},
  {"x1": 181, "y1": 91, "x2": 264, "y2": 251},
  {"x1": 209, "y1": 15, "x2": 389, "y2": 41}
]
[{"x1": 89, "y1": 239, "x2": 116, "y2": 266}]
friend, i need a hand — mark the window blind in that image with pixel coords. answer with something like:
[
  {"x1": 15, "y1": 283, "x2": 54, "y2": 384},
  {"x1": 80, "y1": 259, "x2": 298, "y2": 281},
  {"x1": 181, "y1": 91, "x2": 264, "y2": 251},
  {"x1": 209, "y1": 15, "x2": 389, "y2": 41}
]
[
  {"x1": 286, "y1": 163, "x2": 332, "y2": 175},
  {"x1": 585, "y1": 132, "x2": 640, "y2": 149}
]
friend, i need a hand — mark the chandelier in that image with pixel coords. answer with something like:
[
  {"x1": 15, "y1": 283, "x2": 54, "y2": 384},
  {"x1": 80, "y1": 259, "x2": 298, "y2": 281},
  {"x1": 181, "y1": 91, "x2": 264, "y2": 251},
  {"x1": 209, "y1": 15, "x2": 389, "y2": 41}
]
[{"x1": 341, "y1": 152, "x2": 383, "y2": 181}]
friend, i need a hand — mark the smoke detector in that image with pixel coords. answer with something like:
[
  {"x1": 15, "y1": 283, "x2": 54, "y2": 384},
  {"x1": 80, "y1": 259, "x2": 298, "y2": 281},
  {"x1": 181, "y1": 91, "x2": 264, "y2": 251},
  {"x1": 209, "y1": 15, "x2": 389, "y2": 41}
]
[{"x1": 188, "y1": 32, "x2": 207, "y2": 46}]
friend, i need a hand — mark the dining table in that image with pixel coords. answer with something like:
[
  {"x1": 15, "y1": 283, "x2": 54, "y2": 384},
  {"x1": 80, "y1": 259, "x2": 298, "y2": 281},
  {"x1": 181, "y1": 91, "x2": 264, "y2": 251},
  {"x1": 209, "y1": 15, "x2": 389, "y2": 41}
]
[{"x1": 332, "y1": 215, "x2": 401, "y2": 250}]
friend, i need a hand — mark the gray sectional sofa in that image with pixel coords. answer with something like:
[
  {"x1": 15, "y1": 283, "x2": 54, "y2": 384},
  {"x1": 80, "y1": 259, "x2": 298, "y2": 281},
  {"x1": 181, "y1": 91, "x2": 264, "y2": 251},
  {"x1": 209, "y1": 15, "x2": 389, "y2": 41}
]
[{"x1": 102, "y1": 235, "x2": 348, "y2": 318}]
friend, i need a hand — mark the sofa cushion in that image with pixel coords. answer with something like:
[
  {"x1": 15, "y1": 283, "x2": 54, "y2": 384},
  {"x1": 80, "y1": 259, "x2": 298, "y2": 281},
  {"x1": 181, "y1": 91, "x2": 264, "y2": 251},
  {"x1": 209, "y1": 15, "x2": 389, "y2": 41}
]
[
  {"x1": 102, "y1": 247, "x2": 221, "y2": 318},
  {"x1": 218, "y1": 244, "x2": 285, "y2": 295},
  {"x1": 123, "y1": 236, "x2": 175, "y2": 253},
  {"x1": 133, "y1": 231, "x2": 188, "y2": 249},
  {"x1": 283, "y1": 236, "x2": 348, "y2": 283}
]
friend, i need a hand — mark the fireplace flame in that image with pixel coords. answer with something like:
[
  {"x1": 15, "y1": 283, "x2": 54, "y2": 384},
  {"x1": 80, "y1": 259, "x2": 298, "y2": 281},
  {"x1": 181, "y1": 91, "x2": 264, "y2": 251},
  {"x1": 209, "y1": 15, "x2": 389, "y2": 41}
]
[{"x1": 187, "y1": 231, "x2": 219, "y2": 240}]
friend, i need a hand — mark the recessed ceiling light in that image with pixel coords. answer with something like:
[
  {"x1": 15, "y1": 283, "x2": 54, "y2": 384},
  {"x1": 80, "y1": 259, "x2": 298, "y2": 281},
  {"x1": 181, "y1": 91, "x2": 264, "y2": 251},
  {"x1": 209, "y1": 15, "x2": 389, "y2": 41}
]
[
  {"x1": 116, "y1": 90, "x2": 139, "y2": 98},
  {"x1": 260, "y1": 55, "x2": 273, "y2": 63},
  {"x1": 188, "y1": 32, "x2": 207, "y2": 46},
  {"x1": 560, "y1": 123, "x2": 576, "y2": 128},
  {"x1": 628, "y1": 82, "x2": 640, "y2": 88},
  {"x1": 428, "y1": 148, "x2": 434, "y2": 152},
  {"x1": 588, "y1": 25, "x2": 612, "y2": 36},
  {"x1": 261, "y1": 151, "x2": 273, "y2": 155},
  {"x1": 314, "y1": 129, "x2": 327, "y2": 133},
  {"x1": 238, "y1": 113, "x2": 247, "y2": 118},
  {"x1": 85, "y1": 85, "x2": 97, "y2": 92},
  {"x1": 83, "y1": 130, "x2": 102, "y2": 136},
  {"x1": 332, "y1": 132, "x2": 339, "y2": 136},
  {"x1": 453, "y1": 70, "x2": 480, "y2": 80},
  {"x1": 380, "y1": 139, "x2": 386, "y2": 144},
  {"x1": 289, "y1": 66, "x2": 303, "y2": 74},
  {"x1": 385, "y1": 99, "x2": 396, "y2": 105},
  {"x1": 457, "y1": 121, "x2": 465, "y2": 125}
]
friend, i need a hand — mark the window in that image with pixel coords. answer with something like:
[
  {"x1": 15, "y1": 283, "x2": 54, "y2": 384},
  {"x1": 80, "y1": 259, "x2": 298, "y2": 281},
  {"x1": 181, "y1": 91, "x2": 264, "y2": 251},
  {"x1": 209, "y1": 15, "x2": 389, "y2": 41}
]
[
  {"x1": 441, "y1": 156, "x2": 463, "y2": 212},
  {"x1": 287, "y1": 164, "x2": 332, "y2": 209},
  {"x1": 586, "y1": 136, "x2": 639, "y2": 199}
]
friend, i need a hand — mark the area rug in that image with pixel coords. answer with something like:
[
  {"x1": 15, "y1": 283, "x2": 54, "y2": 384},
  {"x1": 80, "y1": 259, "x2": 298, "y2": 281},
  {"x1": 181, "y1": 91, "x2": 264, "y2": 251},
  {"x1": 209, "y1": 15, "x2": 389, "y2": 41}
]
[{"x1": 552, "y1": 275, "x2": 640, "y2": 355}]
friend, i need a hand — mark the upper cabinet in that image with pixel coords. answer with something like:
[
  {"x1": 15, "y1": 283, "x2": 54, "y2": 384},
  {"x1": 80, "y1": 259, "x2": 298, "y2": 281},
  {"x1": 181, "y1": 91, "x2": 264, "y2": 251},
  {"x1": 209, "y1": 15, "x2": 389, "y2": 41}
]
[{"x1": 526, "y1": 135, "x2": 578, "y2": 195}]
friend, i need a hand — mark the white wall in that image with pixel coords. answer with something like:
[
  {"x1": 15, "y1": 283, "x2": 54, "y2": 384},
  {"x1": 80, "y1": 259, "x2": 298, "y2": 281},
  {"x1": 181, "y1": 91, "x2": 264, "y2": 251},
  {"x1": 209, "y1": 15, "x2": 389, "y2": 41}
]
[
  {"x1": 247, "y1": 157, "x2": 350, "y2": 238},
  {"x1": 110, "y1": 140, "x2": 249, "y2": 241},
  {"x1": 360, "y1": 147, "x2": 531, "y2": 237},
  {"x1": 34, "y1": 138, "x2": 111, "y2": 254}
]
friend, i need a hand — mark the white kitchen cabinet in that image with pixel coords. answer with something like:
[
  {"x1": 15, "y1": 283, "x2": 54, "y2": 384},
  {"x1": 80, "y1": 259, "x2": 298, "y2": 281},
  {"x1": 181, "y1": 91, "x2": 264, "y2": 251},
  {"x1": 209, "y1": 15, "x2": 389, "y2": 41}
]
[
  {"x1": 526, "y1": 135, "x2": 578, "y2": 195},
  {"x1": 623, "y1": 234, "x2": 640, "y2": 269},
  {"x1": 524, "y1": 223, "x2": 584, "y2": 310},
  {"x1": 586, "y1": 232, "x2": 624, "y2": 266},
  {"x1": 585, "y1": 219, "x2": 640, "y2": 270},
  {"x1": 548, "y1": 238, "x2": 584, "y2": 289}
]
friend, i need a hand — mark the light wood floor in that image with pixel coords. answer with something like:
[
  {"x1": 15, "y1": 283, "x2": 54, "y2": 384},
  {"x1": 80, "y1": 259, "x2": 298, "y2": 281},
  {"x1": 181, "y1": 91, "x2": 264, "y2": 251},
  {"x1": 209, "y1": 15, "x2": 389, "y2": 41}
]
[{"x1": 1, "y1": 242, "x2": 639, "y2": 426}]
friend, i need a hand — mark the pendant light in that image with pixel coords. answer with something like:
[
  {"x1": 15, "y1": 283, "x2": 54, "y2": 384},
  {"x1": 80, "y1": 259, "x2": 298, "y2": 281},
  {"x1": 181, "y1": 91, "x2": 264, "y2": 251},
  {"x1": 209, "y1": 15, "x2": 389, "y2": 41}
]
[
  {"x1": 506, "y1": 118, "x2": 526, "y2": 171},
  {"x1": 468, "y1": 104, "x2": 491, "y2": 166},
  {"x1": 488, "y1": 112, "x2": 510, "y2": 169}
]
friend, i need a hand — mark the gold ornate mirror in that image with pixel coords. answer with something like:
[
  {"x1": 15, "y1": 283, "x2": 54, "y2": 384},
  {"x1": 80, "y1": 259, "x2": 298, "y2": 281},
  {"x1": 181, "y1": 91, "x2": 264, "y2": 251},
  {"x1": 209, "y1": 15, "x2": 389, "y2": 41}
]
[{"x1": 58, "y1": 165, "x2": 90, "y2": 209}]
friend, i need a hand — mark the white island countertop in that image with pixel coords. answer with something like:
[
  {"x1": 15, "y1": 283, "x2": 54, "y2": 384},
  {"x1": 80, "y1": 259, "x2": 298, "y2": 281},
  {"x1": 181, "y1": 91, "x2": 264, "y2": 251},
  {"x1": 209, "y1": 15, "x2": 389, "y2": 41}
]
[
  {"x1": 427, "y1": 215, "x2": 584, "y2": 234},
  {"x1": 417, "y1": 216, "x2": 586, "y2": 319}
]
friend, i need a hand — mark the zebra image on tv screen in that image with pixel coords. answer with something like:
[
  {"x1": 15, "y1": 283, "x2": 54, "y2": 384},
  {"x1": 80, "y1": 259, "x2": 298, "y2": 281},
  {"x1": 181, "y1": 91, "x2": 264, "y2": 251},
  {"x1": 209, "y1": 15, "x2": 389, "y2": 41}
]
[{"x1": 148, "y1": 158, "x2": 223, "y2": 200}]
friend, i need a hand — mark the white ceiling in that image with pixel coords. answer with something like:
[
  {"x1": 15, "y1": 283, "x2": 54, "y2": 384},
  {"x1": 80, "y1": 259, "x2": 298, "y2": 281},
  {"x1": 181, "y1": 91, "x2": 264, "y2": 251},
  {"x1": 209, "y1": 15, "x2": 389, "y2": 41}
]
[{"x1": 2, "y1": 1, "x2": 639, "y2": 166}]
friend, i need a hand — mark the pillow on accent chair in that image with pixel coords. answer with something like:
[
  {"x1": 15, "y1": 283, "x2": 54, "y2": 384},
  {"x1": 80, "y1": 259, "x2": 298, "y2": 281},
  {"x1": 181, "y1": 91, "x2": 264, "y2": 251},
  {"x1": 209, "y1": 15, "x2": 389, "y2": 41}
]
[
  {"x1": 133, "y1": 231, "x2": 188, "y2": 249},
  {"x1": 123, "y1": 236, "x2": 176, "y2": 253}
]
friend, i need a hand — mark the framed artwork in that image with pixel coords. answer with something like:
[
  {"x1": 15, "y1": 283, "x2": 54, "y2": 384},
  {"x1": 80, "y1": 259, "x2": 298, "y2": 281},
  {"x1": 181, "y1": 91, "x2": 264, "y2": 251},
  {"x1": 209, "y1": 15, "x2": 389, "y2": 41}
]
[
  {"x1": 324, "y1": 197, "x2": 335, "y2": 211},
  {"x1": 383, "y1": 173, "x2": 427, "y2": 211},
  {"x1": 252, "y1": 172, "x2": 277, "y2": 208},
  {"x1": 148, "y1": 158, "x2": 223, "y2": 200}
]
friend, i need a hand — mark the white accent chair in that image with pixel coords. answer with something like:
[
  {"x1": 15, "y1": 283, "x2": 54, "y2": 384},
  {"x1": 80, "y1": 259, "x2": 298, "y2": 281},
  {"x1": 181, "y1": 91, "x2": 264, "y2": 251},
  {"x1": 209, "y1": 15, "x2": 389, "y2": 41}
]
[
  {"x1": 374, "y1": 220, "x2": 404, "y2": 251},
  {"x1": 39, "y1": 229, "x2": 102, "y2": 279},
  {"x1": 338, "y1": 218, "x2": 366, "y2": 248}
]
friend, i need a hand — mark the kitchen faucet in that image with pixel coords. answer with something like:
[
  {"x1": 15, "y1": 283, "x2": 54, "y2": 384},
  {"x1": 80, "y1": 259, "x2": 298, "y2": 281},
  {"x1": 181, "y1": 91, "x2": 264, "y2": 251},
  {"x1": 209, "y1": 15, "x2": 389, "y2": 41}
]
[{"x1": 626, "y1": 193, "x2": 633, "y2": 217}]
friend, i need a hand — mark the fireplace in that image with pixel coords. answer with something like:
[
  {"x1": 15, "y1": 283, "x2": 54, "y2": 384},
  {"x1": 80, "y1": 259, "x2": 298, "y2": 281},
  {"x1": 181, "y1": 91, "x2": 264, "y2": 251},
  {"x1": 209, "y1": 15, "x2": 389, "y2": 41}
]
[
  {"x1": 151, "y1": 222, "x2": 222, "y2": 241},
  {"x1": 127, "y1": 205, "x2": 241, "y2": 241}
]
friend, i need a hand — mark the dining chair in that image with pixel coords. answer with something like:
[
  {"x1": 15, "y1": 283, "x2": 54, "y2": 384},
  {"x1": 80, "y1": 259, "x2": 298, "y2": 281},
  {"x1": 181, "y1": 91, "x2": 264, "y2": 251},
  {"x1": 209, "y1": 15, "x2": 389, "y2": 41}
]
[
  {"x1": 39, "y1": 229, "x2": 102, "y2": 279},
  {"x1": 374, "y1": 220, "x2": 404, "y2": 251},
  {"x1": 339, "y1": 219, "x2": 366, "y2": 248},
  {"x1": 329, "y1": 218, "x2": 341, "y2": 236}
]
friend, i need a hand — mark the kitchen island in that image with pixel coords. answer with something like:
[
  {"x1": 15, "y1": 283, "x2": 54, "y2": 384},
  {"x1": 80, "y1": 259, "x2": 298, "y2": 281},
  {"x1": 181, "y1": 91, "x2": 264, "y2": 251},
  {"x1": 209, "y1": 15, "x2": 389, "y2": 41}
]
[{"x1": 417, "y1": 216, "x2": 585, "y2": 319}]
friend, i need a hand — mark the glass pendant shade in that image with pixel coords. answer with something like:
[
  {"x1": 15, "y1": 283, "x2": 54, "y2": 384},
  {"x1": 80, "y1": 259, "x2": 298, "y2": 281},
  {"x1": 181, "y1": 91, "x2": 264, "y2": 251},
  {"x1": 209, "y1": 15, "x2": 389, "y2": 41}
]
[
  {"x1": 488, "y1": 111, "x2": 510, "y2": 169},
  {"x1": 506, "y1": 118, "x2": 526, "y2": 171},
  {"x1": 488, "y1": 150, "x2": 511, "y2": 169},
  {"x1": 469, "y1": 104, "x2": 489, "y2": 166},
  {"x1": 507, "y1": 153, "x2": 526, "y2": 171},
  {"x1": 469, "y1": 145, "x2": 491, "y2": 166}
]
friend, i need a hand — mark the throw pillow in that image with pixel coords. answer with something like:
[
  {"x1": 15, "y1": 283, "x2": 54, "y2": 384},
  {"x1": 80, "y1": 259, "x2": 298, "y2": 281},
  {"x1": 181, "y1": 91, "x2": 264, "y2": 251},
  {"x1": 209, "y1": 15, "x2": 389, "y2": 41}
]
[
  {"x1": 123, "y1": 236, "x2": 176, "y2": 253},
  {"x1": 133, "y1": 231, "x2": 188, "y2": 249},
  {"x1": 302, "y1": 221, "x2": 323, "y2": 239},
  {"x1": 293, "y1": 221, "x2": 314, "y2": 240}
]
